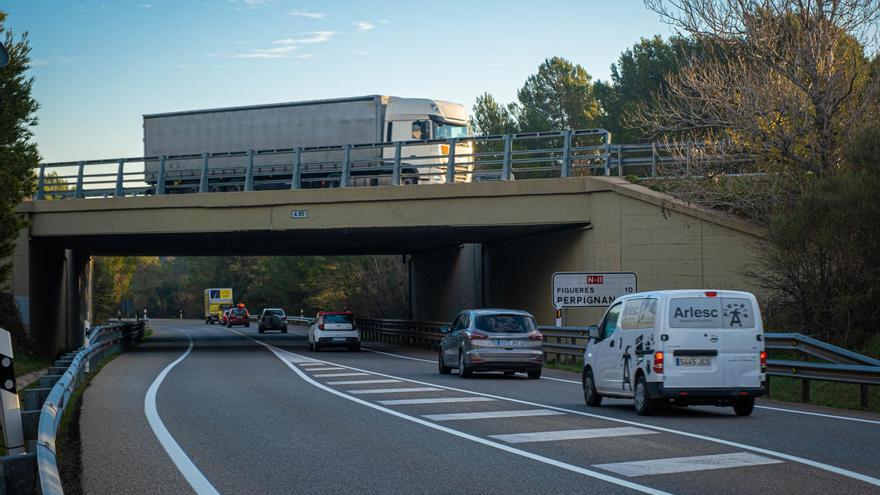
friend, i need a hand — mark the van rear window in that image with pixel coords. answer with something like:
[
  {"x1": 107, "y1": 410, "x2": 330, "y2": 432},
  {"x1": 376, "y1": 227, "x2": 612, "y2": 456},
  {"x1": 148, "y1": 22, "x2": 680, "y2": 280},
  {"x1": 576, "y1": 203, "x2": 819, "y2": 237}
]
[{"x1": 669, "y1": 297, "x2": 755, "y2": 328}]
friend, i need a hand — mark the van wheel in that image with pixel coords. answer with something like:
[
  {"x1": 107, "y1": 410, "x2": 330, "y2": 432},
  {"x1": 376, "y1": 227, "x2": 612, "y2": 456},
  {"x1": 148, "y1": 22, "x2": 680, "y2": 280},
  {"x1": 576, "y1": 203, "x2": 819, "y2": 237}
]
[
  {"x1": 733, "y1": 397, "x2": 755, "y2": 416},
  {"x1": 634, "y1": 375, "x2": 656, "y2": 416},
  {"x1": 458, "y1": 352, "x2": 472, "y2": 378},
  {"x1": 583, "y1": 368, "x2": 603, "y2": 407},
  {"x1": 438, "y1": 351, "x2": 451, "y2": 375}
]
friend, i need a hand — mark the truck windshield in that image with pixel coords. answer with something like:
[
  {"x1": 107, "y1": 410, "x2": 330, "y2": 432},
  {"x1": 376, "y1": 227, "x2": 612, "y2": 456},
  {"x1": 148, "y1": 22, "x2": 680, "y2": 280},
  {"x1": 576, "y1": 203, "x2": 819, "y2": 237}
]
[{"x1": 432, "y1": 121, "x2": 469, "y2": 139}]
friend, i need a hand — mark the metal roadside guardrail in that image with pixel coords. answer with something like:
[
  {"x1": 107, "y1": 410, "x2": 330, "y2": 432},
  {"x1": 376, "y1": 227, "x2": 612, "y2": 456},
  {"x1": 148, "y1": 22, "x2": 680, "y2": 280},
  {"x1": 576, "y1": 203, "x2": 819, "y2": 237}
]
[
  {"x1": 355, "y1": 318, "x2": 880, "y2": 407},
  {"x1": 35, "y1": 321, "x2": 146, "y2": 495},
  {"x1": 33, "y1": 128, "x2": 758, "y2": 199}
]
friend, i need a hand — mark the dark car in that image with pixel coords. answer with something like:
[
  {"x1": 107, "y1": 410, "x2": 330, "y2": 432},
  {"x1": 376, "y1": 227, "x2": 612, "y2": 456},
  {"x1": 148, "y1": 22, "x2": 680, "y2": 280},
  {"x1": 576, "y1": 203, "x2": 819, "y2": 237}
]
[
  {"x1": 259, "y1": 308, "x2": 288, "y2": 334},
  {"x1": 227, "y1": 306, "x2": 250, "y2": 328}
]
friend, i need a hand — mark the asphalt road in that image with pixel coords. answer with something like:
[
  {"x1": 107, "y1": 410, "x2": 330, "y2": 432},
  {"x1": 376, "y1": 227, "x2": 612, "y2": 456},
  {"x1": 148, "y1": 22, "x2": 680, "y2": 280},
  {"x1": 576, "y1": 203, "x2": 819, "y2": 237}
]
[{"x1": 80, "y1": 319, "x2": 880, "y2": 495}]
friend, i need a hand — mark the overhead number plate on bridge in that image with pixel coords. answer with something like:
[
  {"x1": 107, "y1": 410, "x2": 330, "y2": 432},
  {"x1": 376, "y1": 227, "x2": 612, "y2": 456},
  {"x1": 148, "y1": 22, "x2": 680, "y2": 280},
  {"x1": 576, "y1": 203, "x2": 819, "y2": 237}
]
[
  {"x1": 552, "y1": 272, "x2": 637, "y2": 308},
  {"x1": 291, "y1": 209, "x2": 309, "y2": 219}
]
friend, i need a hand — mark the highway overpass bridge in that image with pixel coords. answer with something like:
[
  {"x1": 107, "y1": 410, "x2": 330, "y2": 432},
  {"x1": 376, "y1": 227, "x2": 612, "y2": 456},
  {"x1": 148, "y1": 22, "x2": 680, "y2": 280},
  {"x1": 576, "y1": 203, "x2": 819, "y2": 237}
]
[{"x1": 13, "y1": 176, "x2": 761, "y2": 355}]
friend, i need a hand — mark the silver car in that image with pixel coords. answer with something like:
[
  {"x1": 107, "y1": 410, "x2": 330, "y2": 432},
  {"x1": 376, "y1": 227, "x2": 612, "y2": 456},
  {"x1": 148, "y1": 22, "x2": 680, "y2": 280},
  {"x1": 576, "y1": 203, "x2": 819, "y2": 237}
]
[{"x1": 438, "y1": 309, "x2": 544, "y2": 379}]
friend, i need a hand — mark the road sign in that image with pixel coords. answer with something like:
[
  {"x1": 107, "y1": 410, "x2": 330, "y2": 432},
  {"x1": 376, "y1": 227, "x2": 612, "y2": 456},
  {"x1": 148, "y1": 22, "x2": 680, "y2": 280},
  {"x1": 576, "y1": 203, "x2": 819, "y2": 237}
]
[
  {"x1": 552, "y1": 272, "x2": 637, "y2": 309},
  {"x1": 291, "y1": 209, "x2": 308, "y2": 219}
]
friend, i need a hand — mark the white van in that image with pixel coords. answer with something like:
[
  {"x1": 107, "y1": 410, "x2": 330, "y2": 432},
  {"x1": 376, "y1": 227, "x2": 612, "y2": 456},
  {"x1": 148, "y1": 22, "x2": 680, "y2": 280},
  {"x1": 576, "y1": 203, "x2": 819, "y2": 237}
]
[{"x1": 582, "y1": 290, "x2": 766, "y2": 416}]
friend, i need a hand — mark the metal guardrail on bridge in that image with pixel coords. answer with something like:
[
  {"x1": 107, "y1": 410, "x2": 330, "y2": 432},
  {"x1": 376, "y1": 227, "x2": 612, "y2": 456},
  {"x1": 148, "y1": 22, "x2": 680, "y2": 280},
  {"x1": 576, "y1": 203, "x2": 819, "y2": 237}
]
[
  {"x1": 33, "y1": 129, "x2": 756, "y2": 199},
  {"x1": 354, "y1": 318, "x2": 879, "y2": 407}
]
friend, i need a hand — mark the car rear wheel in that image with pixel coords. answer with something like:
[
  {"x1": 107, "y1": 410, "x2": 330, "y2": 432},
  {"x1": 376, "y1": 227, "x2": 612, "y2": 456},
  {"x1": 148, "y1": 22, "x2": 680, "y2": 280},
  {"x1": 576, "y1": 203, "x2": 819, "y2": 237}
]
[
  {"x1": 350, "y1": 343, "x2": 361, "y2": 352},
  {"x1": 245, "y1": 322, "x2": 250, "y2": 328},
  {"x1": 282, "y1": 328, "x2": 288, "y2": 334},
  {"x1": 733, "y1": 397, "x2": 755, "y2": 416},
  {"x1": 583, "y1": 368, "x2": 602, "y2": 407},
  {"x1": 314, "y1": 343, "x2": 321, "y2": 352},
  {"x1": 258, "y1": 327, "x2": 264, "y2": 334},
  {"x1": 458, "y1": 352, "x2": 472, "y2": 378},
  {"x1": 634, "y1": 375, "x2": 656, "y2": 416},
  {"x1": 527, "y1": 368, "x2": 542, "y2": 380},
  {"x1": 438, "y1": 350, "x2": 451, "y2": 375}
]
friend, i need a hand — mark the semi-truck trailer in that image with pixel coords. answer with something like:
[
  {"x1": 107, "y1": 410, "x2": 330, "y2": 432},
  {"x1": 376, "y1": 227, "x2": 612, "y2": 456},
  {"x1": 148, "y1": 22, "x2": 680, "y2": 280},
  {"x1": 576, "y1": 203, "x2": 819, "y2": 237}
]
[
  {"x1": 143, "y1": 95, "x2": 472, "y2": 191},
  {"x1": 204, "y1": 288, "x2": 234, "y2": 324}
]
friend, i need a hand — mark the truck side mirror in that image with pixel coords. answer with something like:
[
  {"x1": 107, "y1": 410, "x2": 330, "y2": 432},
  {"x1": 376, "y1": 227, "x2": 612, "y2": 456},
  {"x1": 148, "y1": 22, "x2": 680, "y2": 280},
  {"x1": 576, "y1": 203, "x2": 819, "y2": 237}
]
[
  {"x1": 440, "y1": 325, "x2": 450, "y2": 334},
  {"x1": 587, "y1": 325, "x2": 601, "y2": 341}
]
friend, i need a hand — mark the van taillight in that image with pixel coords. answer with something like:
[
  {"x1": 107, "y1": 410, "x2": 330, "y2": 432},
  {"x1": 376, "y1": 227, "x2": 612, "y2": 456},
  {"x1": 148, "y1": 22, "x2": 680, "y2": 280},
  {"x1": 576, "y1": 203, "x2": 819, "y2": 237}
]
[
  {"x1": 760, "y1": 351, "x2": 767, "y2": 372},
  {"x1": 653, "y1": 352, "x2": 664, "y2": 374}
]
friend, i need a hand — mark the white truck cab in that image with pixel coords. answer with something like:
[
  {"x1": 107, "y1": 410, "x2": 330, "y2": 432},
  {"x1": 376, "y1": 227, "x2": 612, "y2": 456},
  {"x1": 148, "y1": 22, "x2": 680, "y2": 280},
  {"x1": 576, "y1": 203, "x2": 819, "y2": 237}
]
[{"x1": 582, "y1": 290, "x2": 766, "y2": 416}]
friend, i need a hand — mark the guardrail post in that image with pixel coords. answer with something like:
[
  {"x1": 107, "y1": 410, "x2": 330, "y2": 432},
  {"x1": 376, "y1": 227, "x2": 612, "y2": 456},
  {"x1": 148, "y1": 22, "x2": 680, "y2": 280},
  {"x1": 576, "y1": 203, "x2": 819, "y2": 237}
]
[
  {"x1": 35, "y1": 164, "x2": 46, "y2": 200},
  {"x1": 0, "y1": 328, "x2": 25, "y2": 455},
  {"x1": 199, "y1": 153, "x2": 209, "y2": 193},
  {"x1": 501, "y1": 134, "x2": 513, "y2": 180},
  {"x1": 651, "y1": 142, "x2": 658, "y2": 178},
  {"x1": 291, "y1": 147, "x2": 302, "y2": 190},
  {"x1": 603, "y1": 144, "x2": 610, "y2": 176},
  {"x1": 341, "y1": 144, "x2": 351, "y2": 187},
  {"x1": 801, "y1": 378, "x2": 810, "y2": 403},
  {"x1": 445, "y1": 138, "x2": 456, "y2": 184},
  {"x1": 561, "y1": 130, "x2": 572, "y2": 178},
  {"x1": 75, "y1": 161, "x2": 85, "y2": 198},
  {"x1": 157, "y1": 155, "x2": 167, "y2": 194},
  {"x1": 245, "y1": 150, "x2": 255, "y2": 192},
  {"x1": 860, "y1": 384, "x2": 869, "y2": 408},
  {"x1": 617, "y1": 144, "x2": 623, "y2": 177},
  {"x1": 115, "y1": 159, "x2": 125, "y2": 197},
  {"x1": 392, "y1": 142, "x2": 402, "y2": 186}
]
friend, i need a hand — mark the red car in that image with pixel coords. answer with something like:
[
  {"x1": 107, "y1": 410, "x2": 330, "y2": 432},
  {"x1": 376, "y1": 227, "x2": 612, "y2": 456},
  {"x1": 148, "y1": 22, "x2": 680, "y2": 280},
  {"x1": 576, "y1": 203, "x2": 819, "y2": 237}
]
[{"x1": 227, "y1": 306, "x2": 250, "y2": 328}]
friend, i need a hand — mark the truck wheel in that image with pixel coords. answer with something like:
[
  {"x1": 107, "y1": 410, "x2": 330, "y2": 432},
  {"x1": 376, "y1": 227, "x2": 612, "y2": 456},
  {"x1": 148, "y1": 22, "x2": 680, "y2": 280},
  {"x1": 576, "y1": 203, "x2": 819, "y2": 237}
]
[
  {"x1": 733, "y1": 397, "x2": 755, "y2": 416},
  {"x1": 634, "y1": 375, "x2": 656, "y2": 416},
  {"x1": 583, "y1": 368, "x2": 603, "y2": 407}
]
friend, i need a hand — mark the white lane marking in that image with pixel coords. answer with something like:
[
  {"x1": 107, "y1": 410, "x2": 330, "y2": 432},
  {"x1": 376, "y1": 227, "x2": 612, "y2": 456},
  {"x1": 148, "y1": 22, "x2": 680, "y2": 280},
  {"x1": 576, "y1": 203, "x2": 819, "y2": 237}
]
[
  {"x1": 285, "y1": 355, "x2": 880, "y2": 488},
  {"x1": 348, "y1": 387, "x2": 442, "y2": 395},
  {"x1": 312, "y1": 372, "x2": 370, "y2": 378},
  {"x1": 326, "y1": 379, "x2": 402, "y2": 385},
  {"x1": 367, "y1": 348, "x2": 880, "y2": 423},
  {"x1": 229, "y1": 331, "x2": 672, "y2": 495},
  {"x1": 365, "y1": 347, "x2": 580, "y2": 384},
  {"x1": 144, "y1": 329, "x2": 220, "y2": 495},
  {"x1": 425, "y1": 409, "x2": 566, "y2": 421},
  {"x1": 491, "y1": 427, "x2": 658, "y2": 444},
  {"x1": 305, "y1": 367, "x2": 347, "y2": 371},
  {"x1": 754, "y1": 405, "x2": 880, "y2": 426},
  {"x1": 298, "y1": 362, "x2": 325, "y2": 366},
  {"x1": 378, "y1": 397, "x2": 497, "y2": 405},
  {"x1": 363, "y1": 347, "x2": 435, "y2": 363},
  {"x1": 594, "y1": 452, "x2": 783, "y2": 477}
]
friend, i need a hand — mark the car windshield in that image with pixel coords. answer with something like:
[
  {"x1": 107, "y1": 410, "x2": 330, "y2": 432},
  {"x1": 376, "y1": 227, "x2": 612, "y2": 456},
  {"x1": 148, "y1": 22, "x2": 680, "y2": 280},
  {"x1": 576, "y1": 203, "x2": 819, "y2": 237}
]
[
  {"x1": 432, "y1": 121, "x2": 469, "y2": 139},
  {"x1": 265, "y1": 309, "x2": 284, "y2": 317},
  {"x1": 324, "y1": 314, "x2": 353, "y2": 324},
  {"x1": 474, "y1": 314, "x2": 536, "y2": 334}
]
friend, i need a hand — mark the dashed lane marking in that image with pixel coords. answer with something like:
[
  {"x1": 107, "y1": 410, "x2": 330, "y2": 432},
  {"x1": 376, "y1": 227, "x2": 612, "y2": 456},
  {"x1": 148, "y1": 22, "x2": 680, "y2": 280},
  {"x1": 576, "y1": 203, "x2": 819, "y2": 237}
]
[
  {"x1": 377, "y1": 397, "x2": 497, "y2": 405},
  {"x1": 594, "y1": 452, "x2": 783, "y2": 477},
  {"x1": 312, "y1": 372, "x2": 370, "y2": 378},
  {"x1": 325, "y1": 379, "x2": 402, "y2": 385},
  {"x1": 491, "y1": 427, "x2": 657, "y2": 444},
  {"x1": 348, "y1": 387, "x2": 443, "y2": 395},
  {"x1": 424, "y1": 409, "x2": 566, "y2": 421}
]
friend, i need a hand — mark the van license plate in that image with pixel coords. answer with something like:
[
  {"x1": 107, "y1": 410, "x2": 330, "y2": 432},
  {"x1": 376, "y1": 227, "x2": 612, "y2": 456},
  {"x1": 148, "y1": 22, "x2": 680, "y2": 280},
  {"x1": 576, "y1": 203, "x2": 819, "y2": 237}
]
[{"x1": 676, "y1": 356, "x2": 712, "y2": 367}]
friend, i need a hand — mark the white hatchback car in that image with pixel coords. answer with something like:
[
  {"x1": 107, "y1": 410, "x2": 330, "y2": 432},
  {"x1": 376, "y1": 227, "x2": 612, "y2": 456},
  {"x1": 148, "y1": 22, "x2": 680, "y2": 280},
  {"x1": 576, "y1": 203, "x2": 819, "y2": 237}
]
[
  {"x1": 582, "y1": 290, "x2": 766, "y2": 416},
  {"x1": 309, "y1": 311, "x2": 361, "y2": 352}
]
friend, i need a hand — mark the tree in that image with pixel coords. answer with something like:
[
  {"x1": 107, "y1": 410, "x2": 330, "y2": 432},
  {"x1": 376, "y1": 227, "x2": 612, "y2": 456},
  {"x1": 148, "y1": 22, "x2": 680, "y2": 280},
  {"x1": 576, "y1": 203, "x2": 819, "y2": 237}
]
[
  {"x1": 0, "y1": 13, "x2": 39, "y2": 287},
  {"x1": 638, "y1": 0, "x2": 880, "y2": 175},
  {"x1": 471, "y1": 92, "x2": 517, "y2": 136},
  {"x1": 595, "y1": 35, "x2": 701, "y2": 142},
  {"x1": 515, "y1": 57, "x2": 602, "y2": 131}
]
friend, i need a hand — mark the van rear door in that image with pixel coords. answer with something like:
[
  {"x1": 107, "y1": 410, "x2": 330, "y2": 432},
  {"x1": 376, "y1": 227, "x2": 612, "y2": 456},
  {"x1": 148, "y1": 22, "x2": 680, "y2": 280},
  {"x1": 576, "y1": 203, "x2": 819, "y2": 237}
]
[
  {"x1": 663, "y1": 296, "x2": 725, "y2": 388},
  {"x1": 719, "y1": 295, "x2": 762, "y2": 388}
]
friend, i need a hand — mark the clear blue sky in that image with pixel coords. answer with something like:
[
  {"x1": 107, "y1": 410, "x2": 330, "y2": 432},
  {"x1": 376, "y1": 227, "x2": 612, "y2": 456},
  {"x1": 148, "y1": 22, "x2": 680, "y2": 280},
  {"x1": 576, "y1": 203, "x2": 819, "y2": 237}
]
[{"x1": 2, "y1": 0, "x2": 672, "y2": 162}]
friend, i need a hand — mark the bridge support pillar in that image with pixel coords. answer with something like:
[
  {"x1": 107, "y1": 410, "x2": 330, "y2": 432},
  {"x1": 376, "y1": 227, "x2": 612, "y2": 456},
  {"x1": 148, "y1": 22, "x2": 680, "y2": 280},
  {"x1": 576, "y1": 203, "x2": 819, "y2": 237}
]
[
  {"x1": 409, "y1": 244, "x2": 483, "y2": 323},
  {"x1": 27, "y1": 239, "x2": 91, "y2": 356}
]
